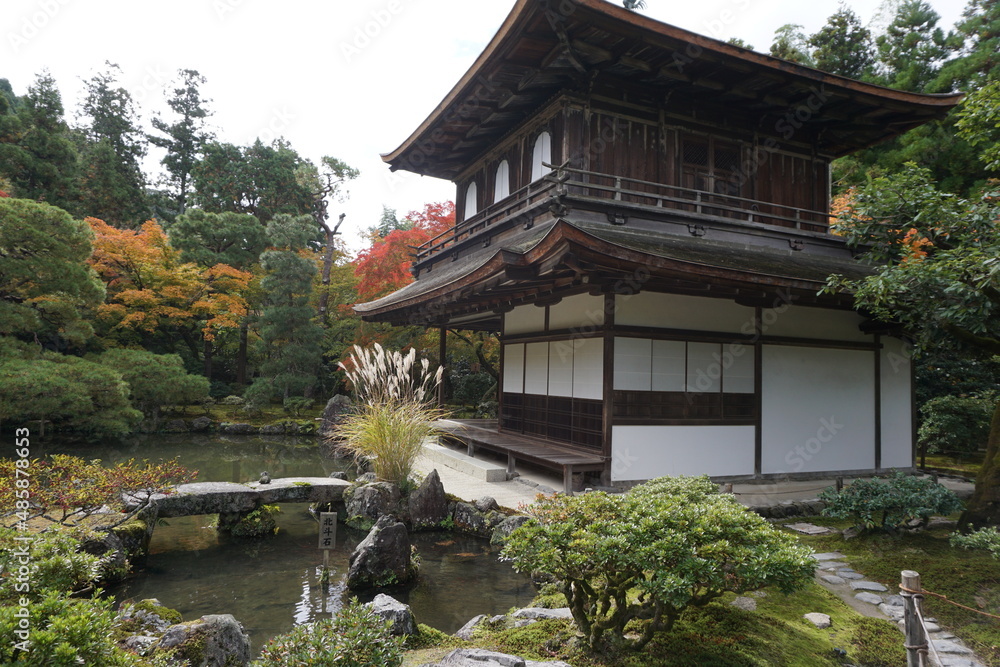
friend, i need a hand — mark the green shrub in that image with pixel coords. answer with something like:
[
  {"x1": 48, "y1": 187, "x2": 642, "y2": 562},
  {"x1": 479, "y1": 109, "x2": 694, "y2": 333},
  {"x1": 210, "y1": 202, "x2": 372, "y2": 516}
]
[
  {"x1": 229, "y1": 505, "x2": 281, "y2": 538},
  {"x1": 820, "y1": 470, "x2": 964, "y2": 531},
  {"x1": 282, "y1": 396, "x2": 315, "y2": 417},
  {"x1": 253, "y1": 598, "x2": 404, "y2": 666},
  {"x1": 951, "y1": 526, "x2": 1000, "y2": 557},
  {"x1": 501, "y1": 476, "x2": 815, "y2": 652},
  {"x1": 0, "y1": 527, "x2": 104, "y2": 601},
  {"x1": 918, "y1": 393, "x2": 996, "y2": 455}
]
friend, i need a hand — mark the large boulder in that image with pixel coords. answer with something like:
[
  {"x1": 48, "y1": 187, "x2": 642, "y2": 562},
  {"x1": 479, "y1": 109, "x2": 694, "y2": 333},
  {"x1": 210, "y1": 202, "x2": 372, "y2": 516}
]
[
  {"x1": 366, "y1": 593, "x2": 417, "y2": 636},
  {"x1": 452, "y1": 502, "x2": 505, "y2": 538},
  {"x1": 190, "y1": 416, "x2": 213, "y2": 432},
  {"x1": 320, "y1": 394, "x2": 353, "y2": 437},
  {"x1": 345, "y1": 482, "x2": 401, "y2": 530},
  {"x1": 155, "y1": 614, "x2": 251, "y2": 667},
  {"x1": 409, "y1": 469, "x2": 449, "y2": 530},
  {"x1": 347, "y1": 515, "x2": 417, "y2": 589}
]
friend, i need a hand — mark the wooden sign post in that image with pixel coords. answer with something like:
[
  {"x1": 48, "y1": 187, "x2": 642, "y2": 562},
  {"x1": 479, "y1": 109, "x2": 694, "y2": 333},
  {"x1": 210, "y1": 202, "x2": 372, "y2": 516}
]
[{"x1": 319, "y1": 512, "x2": 337, "y2": 584}]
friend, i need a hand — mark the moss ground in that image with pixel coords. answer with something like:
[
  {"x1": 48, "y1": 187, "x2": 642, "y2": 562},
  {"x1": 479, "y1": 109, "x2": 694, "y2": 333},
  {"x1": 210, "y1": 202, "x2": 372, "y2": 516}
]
[{"x1": 798, "y1": 523, "x2": 1000, "y2": 666}]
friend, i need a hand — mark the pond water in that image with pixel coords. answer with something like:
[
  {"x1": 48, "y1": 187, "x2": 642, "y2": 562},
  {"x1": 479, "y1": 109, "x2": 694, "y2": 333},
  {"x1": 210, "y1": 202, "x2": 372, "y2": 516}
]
[{"x1": 39, "y1": 434, "x2": 536, "y2": 652}]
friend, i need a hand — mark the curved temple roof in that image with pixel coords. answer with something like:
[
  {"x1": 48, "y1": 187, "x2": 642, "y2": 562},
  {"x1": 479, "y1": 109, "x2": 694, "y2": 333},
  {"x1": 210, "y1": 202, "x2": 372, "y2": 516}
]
[{"x1": 383, "y1": 0, "x2": 962, "y2": 180}]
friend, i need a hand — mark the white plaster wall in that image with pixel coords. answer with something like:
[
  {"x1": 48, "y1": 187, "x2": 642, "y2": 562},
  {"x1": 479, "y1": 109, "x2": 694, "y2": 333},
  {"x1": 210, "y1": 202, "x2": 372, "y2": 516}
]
[
  {"x1": 611, "y1": 425, "x2": 756, "y2": 481},
  {"x1": 573, "y1": 337, "x2": 603, "y2": 400},
  {"x1": 652, "y1": 340, "x2": 686, "y2": 391},
  {"x1": 548, "y1": 342, "x2": 574, "y2": 398},
  {"x1": 760, "y1": 305, "x2": 868, "y2": 342},
  {"x1": 614, "y1": 337, "x2": 652, "y2": 390},
  {"x1": 881, "y1": 337, "x2": 914, "y2": 469},
  {"x1": 524, "y1": 342, "x2": 549, "y2": 395},
  {"x1": 549, "y1": 293, "x2": 605, "y2": 331},
  {"x1": 502, "y1": 344, "x2": 524, "y2": 393},
  {"x1": 504, "y1": 304, "x2": 545, "y2": 336},
  {"x1": 615, "y1": 292, "x2": 755, "y2": 333},
  {"x1": 761, "y1": 345, "x2": 875, "y2": 474}
]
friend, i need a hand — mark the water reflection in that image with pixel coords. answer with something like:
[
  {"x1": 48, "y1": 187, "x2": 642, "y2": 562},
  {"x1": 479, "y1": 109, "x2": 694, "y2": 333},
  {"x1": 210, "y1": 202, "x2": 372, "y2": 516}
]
[{"x1": 42, "y1": 434, "x2": 535, "y2": 651}]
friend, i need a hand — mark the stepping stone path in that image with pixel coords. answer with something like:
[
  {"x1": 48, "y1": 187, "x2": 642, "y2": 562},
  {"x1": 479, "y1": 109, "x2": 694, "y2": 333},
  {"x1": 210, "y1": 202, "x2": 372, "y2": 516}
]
[{"x1": 810, "y1": 550, "x2": 986, "y2": 667}]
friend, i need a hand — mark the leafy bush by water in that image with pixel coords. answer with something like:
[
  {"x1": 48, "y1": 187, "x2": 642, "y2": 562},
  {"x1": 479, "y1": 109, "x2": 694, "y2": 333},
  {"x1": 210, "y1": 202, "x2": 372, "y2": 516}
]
[{"x1": 819, "y1": 470, "x2": 963, "y2": 531}]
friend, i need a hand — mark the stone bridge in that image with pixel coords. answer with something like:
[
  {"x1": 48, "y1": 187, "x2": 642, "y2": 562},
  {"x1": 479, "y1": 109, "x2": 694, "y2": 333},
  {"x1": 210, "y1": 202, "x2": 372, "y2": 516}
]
[{"x1": 128, "y1": 477, "x2": 351, "y2": 518}]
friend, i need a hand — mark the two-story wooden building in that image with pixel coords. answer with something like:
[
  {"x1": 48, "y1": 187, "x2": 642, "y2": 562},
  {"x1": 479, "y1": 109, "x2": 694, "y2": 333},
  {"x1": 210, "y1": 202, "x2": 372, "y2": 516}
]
[{"x1": 355, "y1": 0, "x2": 962, "y2": 491}]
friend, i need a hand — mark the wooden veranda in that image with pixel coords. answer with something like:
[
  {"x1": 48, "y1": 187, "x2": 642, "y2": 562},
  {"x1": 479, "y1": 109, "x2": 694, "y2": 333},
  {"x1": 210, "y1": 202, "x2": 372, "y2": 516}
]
[{"x1": 436, "y1": 419, "x2": 607, "y2": 494}]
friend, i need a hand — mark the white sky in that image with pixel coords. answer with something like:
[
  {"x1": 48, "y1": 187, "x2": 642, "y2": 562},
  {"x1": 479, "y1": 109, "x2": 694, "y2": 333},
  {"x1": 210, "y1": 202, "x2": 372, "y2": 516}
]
[{"x1": 2, "y1": 0, "x2": 968, "y2": 252}]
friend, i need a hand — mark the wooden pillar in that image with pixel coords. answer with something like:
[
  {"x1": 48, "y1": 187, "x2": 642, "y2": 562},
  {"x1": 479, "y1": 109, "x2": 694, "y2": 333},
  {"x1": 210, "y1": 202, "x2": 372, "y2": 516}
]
[
  {"x1": 438, "y1": 326, "x2": 447, "y2": 408},
  {"x1": 754, "y1": 306, "x2": 763, "y2": 477},
  {"x1": 602, "y1": 291, "x2": 615, "y2": 484},
  {"x1": 874, "y1": 334, "x2": 882, "y2": 471}
]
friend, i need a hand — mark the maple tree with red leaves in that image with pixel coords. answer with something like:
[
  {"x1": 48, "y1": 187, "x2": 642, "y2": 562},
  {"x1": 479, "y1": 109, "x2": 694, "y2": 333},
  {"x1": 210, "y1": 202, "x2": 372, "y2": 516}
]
[{"x1": 354, "y1": 201, "x2": 454, "y2": 302}]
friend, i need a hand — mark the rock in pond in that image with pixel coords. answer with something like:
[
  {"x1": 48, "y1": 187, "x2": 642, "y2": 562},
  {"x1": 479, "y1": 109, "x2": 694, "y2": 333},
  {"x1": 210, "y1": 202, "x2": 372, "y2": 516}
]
[
  {"x1": 424, "y1": 648, "x2": 574, "y2": 667},
  {"x1": 345, "y1": 482, "x2": 401, "y2": 529},
  {"x1": 409, "y1": 469, "x2": 449, "y2": 530},
  {"x1": 347, "y1": 515, "x2": 416, "y2": 589}
]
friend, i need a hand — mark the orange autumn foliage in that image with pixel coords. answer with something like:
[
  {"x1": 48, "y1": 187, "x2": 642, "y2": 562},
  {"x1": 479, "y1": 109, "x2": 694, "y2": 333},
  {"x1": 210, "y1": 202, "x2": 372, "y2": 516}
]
[
  {"x1": 354, "y1": 201, "x2": 455, "y2": 302},
  {"x1": 87, "y1": 217, "x2": 251, "y2": 340}
]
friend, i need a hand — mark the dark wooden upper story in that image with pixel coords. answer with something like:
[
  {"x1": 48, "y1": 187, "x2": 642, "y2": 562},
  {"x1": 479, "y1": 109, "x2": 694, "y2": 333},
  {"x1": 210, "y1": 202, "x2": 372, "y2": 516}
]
[{"x1": 358, "y1": 0, "x2": 961, "y2": 327}]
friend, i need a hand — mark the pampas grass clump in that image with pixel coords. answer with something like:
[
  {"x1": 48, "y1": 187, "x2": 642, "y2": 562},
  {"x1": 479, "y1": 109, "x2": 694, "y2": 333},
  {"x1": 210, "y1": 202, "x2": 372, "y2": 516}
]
[{"x1": 333, "y1": 344, "x2": 445, "y2": 486}]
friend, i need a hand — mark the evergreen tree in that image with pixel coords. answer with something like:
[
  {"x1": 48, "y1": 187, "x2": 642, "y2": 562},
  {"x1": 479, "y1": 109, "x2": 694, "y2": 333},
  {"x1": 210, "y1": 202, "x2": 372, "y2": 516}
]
[
  {"x1": 148, "y1": 69, "x2": 213, "y2": 218},
  {"x1": 770, "y1": 24, "x2": 814, "y2": 65},
  {"x1": 77, "y1": 62, "x2": 150, "y2": 225},
  {"x1": 246, "y1": 214, "x2": 324, "y2": 404},
  {"x1": 169, "y1": 209, "x2": 267, "y2": 270},
  {"x1": 192, "y1": 139, "x2": 314, "y2": 223},
  {"x1": 935, "y1": 0, "x2": 1000, "y2": 91},
  {"x1": 875, "y1": 0, "x2": 952, "y2": 91},
  {"x1": 0, "y1": 73, "x2": 82, "y2": 211},
  {"x1": 808, "y1": 5, "x2": 875, "y2": 79}
]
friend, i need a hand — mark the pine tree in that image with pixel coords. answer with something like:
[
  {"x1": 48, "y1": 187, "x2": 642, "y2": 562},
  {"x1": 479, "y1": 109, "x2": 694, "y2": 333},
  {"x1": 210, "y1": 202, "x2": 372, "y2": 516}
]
[
  {"x1": 809, "y1": 5, "x2": 875, "y2": 79},
  {"x1": 148, "y1": 69, "x2": 213, "y2": 218},
  {"x1": 77, "y1": 62, "x2": 150, "y2": 226}
]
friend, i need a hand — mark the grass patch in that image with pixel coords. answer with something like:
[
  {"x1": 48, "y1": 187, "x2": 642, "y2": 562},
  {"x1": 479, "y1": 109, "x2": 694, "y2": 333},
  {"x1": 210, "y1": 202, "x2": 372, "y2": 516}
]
[
  {"x1": 919, "y1": 453, "x2": 983, "y2": 479},
  {"x1": 800, "y1": 526, "x2": 1000, "y2": 666}
]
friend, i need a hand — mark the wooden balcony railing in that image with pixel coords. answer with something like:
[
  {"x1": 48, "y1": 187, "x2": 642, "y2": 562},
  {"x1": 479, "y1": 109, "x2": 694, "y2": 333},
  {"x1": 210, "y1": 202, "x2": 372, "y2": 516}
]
[{"x1": 414, "y1": 165, "x2": 830, "y2": 264}]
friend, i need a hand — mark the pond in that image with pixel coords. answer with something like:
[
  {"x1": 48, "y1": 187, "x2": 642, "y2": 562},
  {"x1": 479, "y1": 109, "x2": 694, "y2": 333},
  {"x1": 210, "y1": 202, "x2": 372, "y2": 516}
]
[{"x1": 38, "y1": 434, "x2": 536, "y2": 652}]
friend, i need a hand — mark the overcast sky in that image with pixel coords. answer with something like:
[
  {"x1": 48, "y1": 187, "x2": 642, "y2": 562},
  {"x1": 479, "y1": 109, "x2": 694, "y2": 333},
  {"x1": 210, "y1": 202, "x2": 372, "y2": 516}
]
[{"x1": 3, "y1": 0, "x2": 967, "y2": 251}]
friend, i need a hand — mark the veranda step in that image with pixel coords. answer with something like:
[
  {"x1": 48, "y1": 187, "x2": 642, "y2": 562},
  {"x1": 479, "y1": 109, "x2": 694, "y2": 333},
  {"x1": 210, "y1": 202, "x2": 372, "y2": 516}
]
[{"x1": 422, "y1": 440, "x2": 508, "y2": 483}]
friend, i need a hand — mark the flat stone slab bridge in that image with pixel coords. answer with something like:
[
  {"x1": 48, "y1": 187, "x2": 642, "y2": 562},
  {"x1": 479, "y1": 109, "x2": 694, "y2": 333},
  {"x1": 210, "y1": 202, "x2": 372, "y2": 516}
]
[{"x1": 128, "y1": 477, "x2": 352, "y2": 518}]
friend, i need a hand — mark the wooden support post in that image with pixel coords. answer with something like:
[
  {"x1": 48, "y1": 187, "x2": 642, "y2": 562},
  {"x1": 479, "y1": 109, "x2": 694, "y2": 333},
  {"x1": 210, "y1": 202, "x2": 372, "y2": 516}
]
[
  {"x1": 901, "y1": 570, "x2": 927, "y2": 667},
  {"x1": 836, "y1": 476, "x2": 844, "y2": 492},
  {"x1": 439, "y1": 327, "x2": 447, "y2": 408},
  {"x1": 564, "y1": 465, "x2": 575, "y2": 495},
  {"x1": 507, "y1": 453, "x2": 516, "y2": 477}
]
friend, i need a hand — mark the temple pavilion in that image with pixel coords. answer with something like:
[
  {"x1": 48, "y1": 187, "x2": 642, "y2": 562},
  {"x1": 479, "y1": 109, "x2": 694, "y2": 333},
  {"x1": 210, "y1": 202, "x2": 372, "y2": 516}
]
[{"x1": 354, "y1": 0, "x2": 962, "y2": 492}]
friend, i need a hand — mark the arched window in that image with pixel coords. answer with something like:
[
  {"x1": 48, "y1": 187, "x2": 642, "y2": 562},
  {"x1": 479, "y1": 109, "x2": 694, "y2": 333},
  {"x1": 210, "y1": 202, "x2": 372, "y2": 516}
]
[
  {"x1": 531, "y1": 131, "x2": 552, "y2": 181},
  {"x1": 494, "y1": 160, "x2": 510, "y2": 202},
  {"x1": 464, "y1": 181, "x2": 478, "y2": 219}
]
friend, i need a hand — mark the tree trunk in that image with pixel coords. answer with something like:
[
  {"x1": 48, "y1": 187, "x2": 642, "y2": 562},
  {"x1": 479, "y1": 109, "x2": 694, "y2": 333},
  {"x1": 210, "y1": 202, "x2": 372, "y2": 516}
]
[
  {"x1": 317, "y1": 229, "x2": 336, "y2": 322},
  {"x1": 959, "y1": 400, "x2": 1000, "y2": 529},
  {"x1": 236, "y1": 319, "x2": 249, "y2": 386},
  {"x1": 203, "y1": 338, "x2": 213, "y2": 381}
]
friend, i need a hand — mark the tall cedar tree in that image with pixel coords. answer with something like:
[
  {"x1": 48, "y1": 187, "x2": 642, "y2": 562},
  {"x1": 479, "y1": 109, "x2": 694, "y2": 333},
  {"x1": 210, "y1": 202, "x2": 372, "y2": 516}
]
[
  {"x1": 148, "y1": 69, "x2": 213, "y2": 219},
  {"x1": 77, "y1": 63, "x2": 150, "y2": 226},
  {"x1": 0, "y1": 73, "x2": 80, "y2": 211},
  {"x1": 875, "y1": 0, "x2": 953, "y2": 92}
]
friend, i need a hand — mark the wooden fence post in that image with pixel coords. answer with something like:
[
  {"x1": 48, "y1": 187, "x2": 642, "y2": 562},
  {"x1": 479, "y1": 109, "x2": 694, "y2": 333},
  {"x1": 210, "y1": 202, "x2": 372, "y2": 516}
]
[{"x1": 901, "y1": 570, "x2": 927, "y2": 667}]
